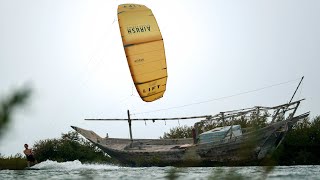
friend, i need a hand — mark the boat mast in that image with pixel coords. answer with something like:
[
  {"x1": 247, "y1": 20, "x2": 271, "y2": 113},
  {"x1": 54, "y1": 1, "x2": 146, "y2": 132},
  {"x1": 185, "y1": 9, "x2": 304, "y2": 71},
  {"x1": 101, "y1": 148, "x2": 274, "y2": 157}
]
[
  {"x1": 289, "y1": 76, "x2": 304, "y2": 104},
  {"x1": 285, "y1": 76, "x2": 304, "y2": 119},
  {"x1": 127, "y1": 110, "x2": 133, "y2": 145}
]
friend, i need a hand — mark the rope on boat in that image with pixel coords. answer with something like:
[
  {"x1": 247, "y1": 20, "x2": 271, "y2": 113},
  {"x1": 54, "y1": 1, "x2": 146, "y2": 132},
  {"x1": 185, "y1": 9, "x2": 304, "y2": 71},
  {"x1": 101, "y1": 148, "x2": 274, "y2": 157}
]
[
  {"x1": 85, "y1": 99, "x2": 304, "y2": 122},
  {"x1": 131, "y1": 77, "x2": 302, "y2": 116},
  {"x1": 85, "y1": 115, "x2": 210, "y2": 121}
]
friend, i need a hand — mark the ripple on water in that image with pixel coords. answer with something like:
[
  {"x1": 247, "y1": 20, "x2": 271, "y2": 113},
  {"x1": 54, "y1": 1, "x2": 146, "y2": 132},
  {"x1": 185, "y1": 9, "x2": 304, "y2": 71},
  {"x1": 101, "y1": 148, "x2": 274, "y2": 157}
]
[{"x1": 1, "y1": 161, "x2": 320, "y2": 180}]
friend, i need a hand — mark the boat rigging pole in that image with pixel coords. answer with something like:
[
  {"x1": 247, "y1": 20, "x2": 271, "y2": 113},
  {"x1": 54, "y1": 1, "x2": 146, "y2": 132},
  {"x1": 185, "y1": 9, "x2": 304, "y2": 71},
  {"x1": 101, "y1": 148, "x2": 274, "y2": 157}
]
[
  {"x1": 127, "y1": 110, "x2": 133, "y2": 146},
  {"x1": 285, "y1": 76, "x2": 304, "y2": 119},
  {"x1": 289, "y1": 76, "x2": 304, "y2": 104},
  {"x1": 85, "y1": 115, "x2": 211, "y2": 121}
]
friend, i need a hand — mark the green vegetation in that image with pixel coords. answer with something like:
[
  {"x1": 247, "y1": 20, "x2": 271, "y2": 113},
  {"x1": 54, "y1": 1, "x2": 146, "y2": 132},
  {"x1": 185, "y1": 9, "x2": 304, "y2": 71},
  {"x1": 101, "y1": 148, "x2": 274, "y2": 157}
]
[
  {"x1": 161, "y1": 111, "x2": 270, "y2": 139},
  {"x1": 271, "y1": 115, "x2": 320, "y2": 165},
  {"x1": 161, "y1": 115, "x2": 320, "y2": 165},
  {"x1": 33, "y1": 131, "x2": 113, "y2": 163},
  {"x1": 0, "y1": 86, "x2": 113, "y2": 169},
  {"x1": 161, "y1": 125, "x2": 193, "y2": 139},
  {"x1": 0, "y1": 86, "x2": 32, "y2": 170},
  {"x1": 0, "y1": 153, "x2": 28, "y2": 170},
  {"x1": 0, "y1": 131, "x2": 115, "y2": 170},
  {"x1": 0, "y1": 86, "x2": 31, "y2": 138}
]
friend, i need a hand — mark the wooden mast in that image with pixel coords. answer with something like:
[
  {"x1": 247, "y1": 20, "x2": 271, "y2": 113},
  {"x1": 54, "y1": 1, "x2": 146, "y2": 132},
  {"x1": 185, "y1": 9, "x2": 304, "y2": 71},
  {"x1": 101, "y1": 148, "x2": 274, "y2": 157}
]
[
  {"x1": 289, "y1": 76, "x2": 304, "y2": 104},
  {"x1": 127, "y1": 110, "x2": 133, "y2": 146}
]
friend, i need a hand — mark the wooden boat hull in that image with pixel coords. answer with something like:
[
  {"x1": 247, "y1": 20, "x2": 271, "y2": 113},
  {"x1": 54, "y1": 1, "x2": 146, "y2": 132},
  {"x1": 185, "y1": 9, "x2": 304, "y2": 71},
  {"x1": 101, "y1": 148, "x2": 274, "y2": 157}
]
[{"x1": 72, "y1": 112, "x2": 308, "y2": 166}]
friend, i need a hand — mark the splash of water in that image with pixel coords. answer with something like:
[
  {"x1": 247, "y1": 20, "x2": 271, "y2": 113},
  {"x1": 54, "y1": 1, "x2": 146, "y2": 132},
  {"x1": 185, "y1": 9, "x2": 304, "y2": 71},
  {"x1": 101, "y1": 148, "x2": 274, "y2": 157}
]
[{"x1": 32, "y1": 160, "x2": 120, "y2": 171}]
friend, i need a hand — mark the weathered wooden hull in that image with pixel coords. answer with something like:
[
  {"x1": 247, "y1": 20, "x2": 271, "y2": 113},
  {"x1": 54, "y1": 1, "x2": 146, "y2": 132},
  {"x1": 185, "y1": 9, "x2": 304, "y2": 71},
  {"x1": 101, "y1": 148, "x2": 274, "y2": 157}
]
[{"x1": 72, "y1": 113, "x2": 308, "y2": 166}]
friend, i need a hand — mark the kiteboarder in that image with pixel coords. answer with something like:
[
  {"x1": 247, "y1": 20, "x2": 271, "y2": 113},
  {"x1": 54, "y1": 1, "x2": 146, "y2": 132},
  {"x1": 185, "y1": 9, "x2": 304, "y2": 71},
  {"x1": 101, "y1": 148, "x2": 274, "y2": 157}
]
[{"x1": 23, "y1": 144, "x2": 37, "y2": 167}]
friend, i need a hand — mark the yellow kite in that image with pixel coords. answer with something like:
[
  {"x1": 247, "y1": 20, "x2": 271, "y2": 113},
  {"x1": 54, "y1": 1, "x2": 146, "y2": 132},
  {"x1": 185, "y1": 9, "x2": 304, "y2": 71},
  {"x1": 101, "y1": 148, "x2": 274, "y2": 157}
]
[{"x1": 117, "y1": 4, "x2": 167, "y2": 102}]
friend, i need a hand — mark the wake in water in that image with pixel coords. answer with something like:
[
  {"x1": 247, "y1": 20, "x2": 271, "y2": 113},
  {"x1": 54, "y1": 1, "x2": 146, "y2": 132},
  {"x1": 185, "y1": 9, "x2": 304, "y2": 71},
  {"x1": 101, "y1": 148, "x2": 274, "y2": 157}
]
[
  {"x1": 1, "y1": 163, "x2": 320, "y2": 179},
  {"x1": 32, "y1": 160, "x2": 120, "y2": 171}
]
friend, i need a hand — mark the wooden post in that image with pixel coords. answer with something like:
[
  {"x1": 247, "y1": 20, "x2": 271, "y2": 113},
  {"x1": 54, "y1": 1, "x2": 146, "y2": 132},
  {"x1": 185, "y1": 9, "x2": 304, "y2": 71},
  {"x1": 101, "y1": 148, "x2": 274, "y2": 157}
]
[
  {"x1": 194, "y1": 122, "x2": 199, "y2": 144},
  {"x1": 221, "y1": 112, "x2": 225, "y2": 127},
  {"x1": 127, "y1": 110, "x2": 133, "y2": 146},
  {"x1": 256, "y1": 107, "x2": 260, "y2": 123},
  {"x1": 289, "y1": 101, "x2": 300, "y2": 119},
  {"x1": 271, "y1": 108, "x2": 280, "y2": 123}
]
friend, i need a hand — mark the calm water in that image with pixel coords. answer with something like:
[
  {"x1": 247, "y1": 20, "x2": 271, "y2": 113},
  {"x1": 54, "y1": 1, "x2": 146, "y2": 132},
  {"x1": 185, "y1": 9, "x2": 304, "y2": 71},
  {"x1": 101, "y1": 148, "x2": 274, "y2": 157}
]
[{"x1": 1, "y1": 160, "x2": 319, "y2": 180}]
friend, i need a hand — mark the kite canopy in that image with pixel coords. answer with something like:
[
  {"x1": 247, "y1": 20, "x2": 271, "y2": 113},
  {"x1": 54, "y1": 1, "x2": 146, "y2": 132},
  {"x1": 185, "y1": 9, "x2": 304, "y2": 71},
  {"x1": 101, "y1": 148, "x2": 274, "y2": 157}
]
[{"x1": 117, "y1": 4, "x2": 167, "y2": 102}]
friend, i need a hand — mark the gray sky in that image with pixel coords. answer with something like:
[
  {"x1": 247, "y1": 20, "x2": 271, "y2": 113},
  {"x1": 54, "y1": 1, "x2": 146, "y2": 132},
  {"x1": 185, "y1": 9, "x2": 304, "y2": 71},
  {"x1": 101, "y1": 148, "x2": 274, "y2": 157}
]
[{"x1": 1, "y1": 0, "x2": 319, "y2": 156}]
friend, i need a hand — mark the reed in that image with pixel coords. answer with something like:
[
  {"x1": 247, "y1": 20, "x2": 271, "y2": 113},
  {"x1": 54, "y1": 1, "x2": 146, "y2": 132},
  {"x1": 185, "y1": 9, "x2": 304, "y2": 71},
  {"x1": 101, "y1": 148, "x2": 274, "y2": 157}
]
[{"x1": 0, "y1": 153, "x2": 28, "y2": 170}]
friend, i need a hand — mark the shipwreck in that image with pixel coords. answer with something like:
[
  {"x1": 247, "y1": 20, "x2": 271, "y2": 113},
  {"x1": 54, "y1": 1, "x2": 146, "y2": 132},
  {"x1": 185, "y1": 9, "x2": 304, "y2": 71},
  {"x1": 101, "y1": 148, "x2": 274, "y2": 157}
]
[{"x1": 72, "y1": 98, "x2": 309, "y2": 166}]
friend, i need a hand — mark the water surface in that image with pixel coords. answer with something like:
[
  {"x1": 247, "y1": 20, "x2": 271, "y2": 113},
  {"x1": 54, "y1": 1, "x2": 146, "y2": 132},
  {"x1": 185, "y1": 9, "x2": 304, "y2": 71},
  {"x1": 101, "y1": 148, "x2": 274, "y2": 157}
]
[{"x1": 1, "y1": 160, "x2": 319, "y2": 179}]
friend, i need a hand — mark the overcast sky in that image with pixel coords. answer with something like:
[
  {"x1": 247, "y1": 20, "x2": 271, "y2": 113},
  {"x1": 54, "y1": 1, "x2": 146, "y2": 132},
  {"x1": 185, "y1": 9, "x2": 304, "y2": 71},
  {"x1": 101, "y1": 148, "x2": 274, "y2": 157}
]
[{"x1": 1, "y1": 0, "x2": 319, "y2": 156}]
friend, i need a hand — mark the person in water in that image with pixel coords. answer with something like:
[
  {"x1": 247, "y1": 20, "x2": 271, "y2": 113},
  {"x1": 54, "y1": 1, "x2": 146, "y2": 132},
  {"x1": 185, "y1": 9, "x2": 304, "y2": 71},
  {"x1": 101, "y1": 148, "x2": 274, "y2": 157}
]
[{"x1": 23, "y1": 144, "x2": 37, "y2": 167}]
